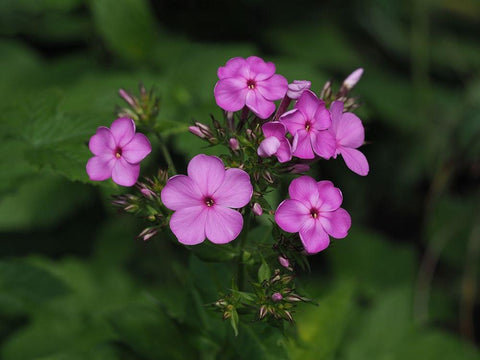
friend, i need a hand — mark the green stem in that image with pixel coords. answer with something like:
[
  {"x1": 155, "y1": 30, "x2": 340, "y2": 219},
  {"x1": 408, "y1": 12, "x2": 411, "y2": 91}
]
[
  {"x1": 237, "y1": 210, "x2": 252, "y2": 291},
  {"x1": 152, "y1": 130, "x2": 177, "y2": 175}
]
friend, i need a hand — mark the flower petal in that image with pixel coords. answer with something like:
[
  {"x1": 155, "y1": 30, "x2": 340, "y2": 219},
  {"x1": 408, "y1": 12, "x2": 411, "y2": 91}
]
[
  {"x1": 258, "y1": 136, "x2": 281, "y2": 157},
  {"x1": 110, "y1": 118, "x2": 136, "y2": 147},
  {"x1": 111, "y1": 157, "x2": 140, "y2": 186},
  {"x1": 205, "y1": 206, "x2": 243, "y2": 244},
  {"x1": 296, "y1": 90, "x2": 320, "y2": 120},
  {"x1": 187, "y1": 154, "x2": 226, "y2": 195},
  {"x1": 245, "y1": 91, "x2": 276, "y2": 119},
  {"x1": 246, "y1": 56, "x2": 275, "y2": 81},
  {"x1": 311, "y1": 130, "x2": 336, "y2": 159},
  {"x1": 329, "y1": 100, "x2": 344, "y2": 125},
  {"x1": 214, "y1": 168, "x2": 253, "y2": 208},
  {"x1": 292, "y1": 129, "x2": 315, "y2": 159},
  {"x1": 320, "y1": 208, "x2": 351, "y2": 238},
  {"x1": 214, "y1": 78, "x2": 248, "y2": 112},
  {"x1": 276, "y1": 139, "x2": 292, "y2": 163},
  {"x1": 89, "y1": 127, "x2": 115, "y2": 156},
  {"x1": 339, "y1": 147, "x2": 369, "y2": 176},
  {"x1": 317, "y1": 180, "x2": 343, "y2": 211},
  {"x1": 288, "y1": 175, "x2": 320, "y2": 207},
  {"x1": 280, "y1": 109, "x2": 307, "y2": 136},
  {"x1": 262, "y1": 122, "x2": 287, "y2": 139},
  {"x1": 86, "y1": 155, "x2": 115, "y2": 181},
  {"x1": 335, "y1": 112, "x2": 365, "y2": 148},
  {"x1": 299, "y1": 219, "x2": 330, "y2": 254},
  {"x1": 256, "y1": 74, "x2": 288, "y2": 101},
  {"x1": 275, "y1": 199, "x2": 310, "y2": 233},
  {"x1": 122, "y1": 133, "x2": 151, "y2": 164},
  {"x1": 217, "y1": 57, "x2": 248, "y2": 79},
  {"x1": 312, "y1": 103, "x2": 331, "y2": 130},
  {"x1": 170, "y1": 206, "x2": 207, "y2": 245},
  {"x1": 161, "y1": 175, "x2": 203, "y2": 211}
]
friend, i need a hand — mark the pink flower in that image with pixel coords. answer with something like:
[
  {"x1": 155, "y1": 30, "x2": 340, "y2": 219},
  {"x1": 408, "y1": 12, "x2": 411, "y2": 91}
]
[
  {"x1": 214, "y1": 56, "x2": 288, "y2": 119},
  {"x1": 257, "y1": 122, "x2": 292, "y2": 163},
  {"x1": 279, "y1": 90, "x2": 335, "y2": 159},
  {"x1": 160, "y1": 155, "x2": 253, "y2": 245},
  {"x1": 287, "y1": 80, "x2": 311, "y2": 100},
  {"x1": 342, "y1": 68, "x2": 363, "y2": 90},
  {"x1": 86, "y1": 118, "x2": 151, "y2": 187},
  {"x1": 329, "y1": 101, "x2": 369, "y2": 176},
  {"x1": 275, "y1": 176, "x2": 351, "y2": 254}
]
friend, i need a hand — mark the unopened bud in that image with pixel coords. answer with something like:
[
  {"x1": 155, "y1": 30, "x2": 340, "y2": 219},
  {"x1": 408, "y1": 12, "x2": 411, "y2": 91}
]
[
  {"x1": 283, "y1": 310, "x2": 294, "y2": 323},
  {"x1": 215, "y1": 299, "x2": 227, "y2": 307},
  {"x1": 271, "y1": 292, "x2": 283, "y2": 302},
  {"x1": 138, "y1": 227, "x2": 158, "y2": 241},
  {"x1": 287, "y1": 80, "x2": 311, "y2": 100},
  {"x1": 288, "y1": 163, "x2": 310, "y2": 174},
  {"x1": 320, "y1": 80, "x2": 332, "y2": 100},
  {"x1": 259, "y1": 305, "x2": 267, "y2": 319},
  {"x1": 118, "y1": 89, "x2": 136, "y2": 107},
  {"x1": 252, "y1": 203, "x2": 263, "y2": 216},
  {"x1": 342, "y1": 68, "x2": 363, "y2": 91},
  {"x1": 246, "y1": 129, "x2": 256, "y2": 142},
  {"x1": 229, "y1": 138, "x2": 240, "y2": 151},
  {"x1": 189, "y1": 126, "x2": 206, "y2": 139},
  {"x1": 278, "y1": 256, "x2": 290, "y2": 269},
  {"x1": 194, "y1": 122, "x2": 214, "y2": 138},
  {"x1": 262, "y1": 171, "x2": 274, "y2": 184}
]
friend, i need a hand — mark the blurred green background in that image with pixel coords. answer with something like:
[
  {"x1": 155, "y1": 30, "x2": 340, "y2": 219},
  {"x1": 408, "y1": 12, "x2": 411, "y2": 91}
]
[{"x1": 0, "y1": 0, "x2": 479, "y2": 359}]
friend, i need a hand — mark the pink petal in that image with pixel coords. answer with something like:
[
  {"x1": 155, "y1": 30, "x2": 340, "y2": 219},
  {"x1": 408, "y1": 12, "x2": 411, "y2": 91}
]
[
  {"x1": 217, "y1": 57, "x2": 248, "y2": 79},
  {"x1": 161, "y1": 175, "x2": 203, "y2": 211},
  {"x1": 86, "y1": 155, "x2": 115, "y2": 181},
  {"x1": 312, "y1": 104, "x2": 331, "y2": 130},
  {"x1": 245, "y1": 91, "x2": 276, "y2": 119},
  {"x1": 287, "y1": 80, "x2": 311, "y2": 100},
  {"x1": 205, "y1": 206, "x2": 243, "y2": 244},
  {"x1": 280, "y1": 109, "x2": 307, "y2": 136},
  {"x1": 187, "y1": 154, "x2": 226, "y2": 195},
  {"x1": 288, "y1": 175, "x2": 320, "y2": 207},
  {"x1": 335, "y1": 112, "x2": 365, "y2": 148},
  {"x1": 339, "y1": 147, "x2": 369, "y2": 176},
  {"x1": 256, "y1": 74, "x2": 288, "y2": 101},
  {"x1": 170, "y1": 206, "x2": 207, "y2": 245},
  {"x1": 276, "y1": 140, "x2": 292, "y2": 163},
  {"x1": 320, "y1": 208, "x2": 351, "y2": 238},
  {"x1": 89, "y1": 127, "x2": 115, "y2": 156},
  {"x1": 246, "y1": 56, "x2": 275, "y2": 81},
  {"x1": 316, "y1": 180, "x2": 343, "y2": 211},
  {"x1": 296, "y1": 90, "x2": 320, "y2": 120},
  {"x1": 258, "y1": 137, "x2": 281, "y2": 157},
  {"x1": 121, "y1": 133, "x2": 151, "y2": 164},
  {"x1": 262, "y1": 122, "x2": 287, "y2": 139},
  {"x1": 213, "y1": 168, "x2": 253, "y2": 208},
  {"x1": 214, "y1": 78, "x2": 248, "y2": 112},
  {"x1": 299, "y1": 219, "x2": 331, "y2": 254},
  {"x1": 110, "y1": 118, "x2": 136, "y2": 147},
  {"x1": 311, "y1": 130, "x2": 336, "y2": 159},
  {"x1": 111, "y1": 157, "x2": 140, "y2": 186},
  {"x1": 292, "y1": 129, "x2": 315, "y2": 159},
  {"x1": 275, "y1": 199, "x2": 310, "y2": 233},
  {"x1": 329, "y1": 100, "x2": 344, "y2": 125}
]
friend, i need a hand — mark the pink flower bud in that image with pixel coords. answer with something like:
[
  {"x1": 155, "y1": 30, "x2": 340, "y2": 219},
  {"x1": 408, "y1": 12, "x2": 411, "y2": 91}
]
[
  {"x1": 288, "y1": 163, "x2": 310, "y2": 174},
  {"x1": 287, "y1": 80, "x2": 311, "y2": 100},
  {"x1": 278, "y1": 256, "x2": 290, "y2": 269},
  {"x1": 189, "y1": 126, "x2": 206, "y2": 138},
  {"x1": 229, "y1": 138, "x2": 240, "y2": 151},
  {"x1": 118, "y1": 89, "x2": 136, "y2": 107},
  {"x1": 252, "y1": 202, "x2": 263, "y2": 216},
  {"x1": 342, "y1": 68, "x2": 364, "y2": 90},
  {"x1": 271, "y1": 292, "x2": 283, "y2": 302}
]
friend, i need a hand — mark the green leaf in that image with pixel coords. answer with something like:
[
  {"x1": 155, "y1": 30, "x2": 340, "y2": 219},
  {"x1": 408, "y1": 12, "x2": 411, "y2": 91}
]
[{"x1": 257, "y1": 260, "x2": 271, "y2": 283}]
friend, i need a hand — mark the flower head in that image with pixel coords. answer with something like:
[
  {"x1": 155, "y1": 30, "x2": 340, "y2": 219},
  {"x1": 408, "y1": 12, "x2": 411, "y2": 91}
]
[
  {"x1": 257, "y1": 122, "x2": 292, "y2": 163},
  {"x1": 287, "y1": 80, "x2": 311, "y2": 100},
  {"x1": 280, "y1": 90, "x2": 335, "y2": 159},
  {"x1": 275, "y1": 176, "x2": 351, "y2": 254},
  {"x1": 161, "y1": 155, "x2": 253, "y2": 245},
  {"x1": 86, "y1": 118, "x2": 151, "y2": 187},
  {"x1": 214, "y1": 56, "x2": 288, "y2": 119},
  {"x1": 329, "y1": 101, "x2": 369, "y2": 176}
]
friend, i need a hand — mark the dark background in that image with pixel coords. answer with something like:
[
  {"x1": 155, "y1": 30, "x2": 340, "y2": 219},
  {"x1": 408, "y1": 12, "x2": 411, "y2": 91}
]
[{"x1": 0, "y1": 0, "x2": 479, "y2": 359}]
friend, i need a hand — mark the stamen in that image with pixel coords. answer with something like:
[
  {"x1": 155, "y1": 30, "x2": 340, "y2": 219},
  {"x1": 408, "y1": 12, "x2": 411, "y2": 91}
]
[
  {"x1": 247, "y1": 79, "x2": 256, "y2": 90},
  {"x1": 205, "y1": 197, "x2": 214, "y2": 207},
  {"x1": 115, "y1": 147, "x2": 122, "y2": 158},
  {"x1": 310, "y1": 208, "x2": 318, "y2": 219},
  {"x1": 305, "y1": 121, "x2": 311, "y2": 132}
]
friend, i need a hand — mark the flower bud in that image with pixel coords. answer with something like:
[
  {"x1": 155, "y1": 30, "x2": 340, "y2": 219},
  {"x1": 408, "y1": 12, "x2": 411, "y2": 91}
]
[
  {"x1": 278, "y1": 256, "x2": 290, "y2": 269},
  {"x1": 118, "y1": 89, "x2": 137, "y2": 107},
  {"x1": 288, "y1": 163, "x2": 310, "y2": 174},
  {"x1": 342, "y1": 68, "x2": 364, "y2": 91},
  {"x1": 246, "y1": 129, "x2": 256, "y2": 142},
  {"x1": 320, "y1": 80, "x2": 332, "y2": 100},
  {"x1": 287, "y1": 80, "x2": 311, "y2": 100},
  {"x1": 138, "y1": 227, "x2": 158, "y2": 241},
  {"x1": 271, "y1": 292, "x2": 283, "y2": 302},
  {"x1": 189, "y1": 126, "x2": 206, "y2": 139},
  {"x1": 194, "y1": 122, "x2": 214, "y2": 138},
  {"x1": 259, "y1": 305, "x2": 267, "y2": 319},
  {"x1": 252, "y1": 203, "x2": 263, "y2": 216},
  {"x1": 229, "y1": 138, "x2": 240, "y2": 151}
]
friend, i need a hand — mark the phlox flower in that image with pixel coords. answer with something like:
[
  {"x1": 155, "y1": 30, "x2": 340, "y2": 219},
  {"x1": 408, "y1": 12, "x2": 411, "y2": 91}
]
[
  {"x1": 86, "y1": 118, "x2": 151, "y2": 187},
  {"x1": 160, "y1": 154, "x2": 253, "y2": 245},
  {"x1": 329, "y1": 101, "x2": 369, "y2": 176},
  {"x1": 257, "y1": 122, "x2": 292, "y2": 163},
  {"x1": 214, "y1": 56, "x2": 288, "y2": 119},
  {"x1": 275, "y1": 176, "x2": 351, "y2": 254},
  {"x1": 280, "y1": 90, "x2": 335, "y2": 159}
]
